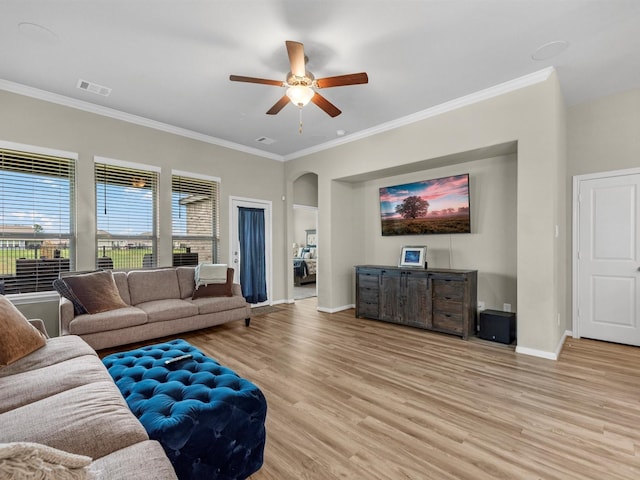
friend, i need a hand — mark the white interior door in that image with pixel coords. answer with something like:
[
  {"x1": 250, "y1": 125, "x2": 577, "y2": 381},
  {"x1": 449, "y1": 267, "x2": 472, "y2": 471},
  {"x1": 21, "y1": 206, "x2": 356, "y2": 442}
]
[
  {"x1": 229, "y1": 197, "x2": 272, "y2": 307},
  {"x1": 574, "y1": 170, "x2": 640, "y2": 345}
]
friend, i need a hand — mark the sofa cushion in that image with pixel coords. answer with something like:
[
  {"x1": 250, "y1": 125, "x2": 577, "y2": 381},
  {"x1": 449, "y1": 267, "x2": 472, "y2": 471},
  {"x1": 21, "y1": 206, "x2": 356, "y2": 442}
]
[
  {"x1": 62, "y1": 270, "x2": 128, "y2": 314},
  {"x1": 192, "y1": 267, "x2": 234, "y2": 299},
  {"x1": 0, "y1": 335, "x2": 97, "y2": 378},
  {"x1": 176, "y1": 266, "x2": 196, "y2": 299},
  {"x1": 0, "y1": 381, "x2": 149, "y2": 460},
  {"x1": 91, "y1": 441, "x2": 177, "y2": 480},
  {"x1": 136, "y1": 299, "x2": 199, "y2": 323},
  {"x1": 112, "y1": 271, "x2": 132, "y2": 305},
  {"x1": 0, "y1": 296, "x2": 46, "y2": 366},
  {"x1": 69, "y1": 306, "x2": 148, "y2": 335},
  {"x1": 128, "y1": 269, "x2": 181, "y2": 305},
  {"x1": 189, "y1": 295, "x2": 249, "y2": 315},
  {"x1": 0, "y1": 442, "x2": 93, "y2": 480},
  {"x1": 0, "y1": 355, "x2": 109, "y2": 414}
]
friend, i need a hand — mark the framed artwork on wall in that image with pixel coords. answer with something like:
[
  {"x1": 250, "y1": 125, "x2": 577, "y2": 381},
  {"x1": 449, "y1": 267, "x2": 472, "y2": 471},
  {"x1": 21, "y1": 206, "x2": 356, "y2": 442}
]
[
  {"x1": 306, "y1": 229, "x2": 317, "y2": 247},
  {"x1": 398, "y1": 245, "x2": 427, "y2": 268}
]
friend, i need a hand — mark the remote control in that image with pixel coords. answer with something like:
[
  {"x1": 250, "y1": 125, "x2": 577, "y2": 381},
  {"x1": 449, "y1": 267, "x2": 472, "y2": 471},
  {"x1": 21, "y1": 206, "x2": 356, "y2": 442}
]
[{"x1": 164, "y1": 354, "x2": 193, "y2": 365}]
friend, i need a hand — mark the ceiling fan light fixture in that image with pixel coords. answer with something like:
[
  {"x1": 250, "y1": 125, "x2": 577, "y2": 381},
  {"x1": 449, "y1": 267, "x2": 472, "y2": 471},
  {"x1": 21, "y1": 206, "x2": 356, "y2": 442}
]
[{"x1": 286, "y1": 85, "x2": 315, "y2": 107}]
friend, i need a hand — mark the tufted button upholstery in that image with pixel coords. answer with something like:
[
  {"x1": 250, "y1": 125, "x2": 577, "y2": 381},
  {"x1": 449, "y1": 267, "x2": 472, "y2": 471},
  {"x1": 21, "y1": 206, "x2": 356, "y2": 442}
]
[{"x1": 103, "y1": 339, "x2": 267, "y2": 480}]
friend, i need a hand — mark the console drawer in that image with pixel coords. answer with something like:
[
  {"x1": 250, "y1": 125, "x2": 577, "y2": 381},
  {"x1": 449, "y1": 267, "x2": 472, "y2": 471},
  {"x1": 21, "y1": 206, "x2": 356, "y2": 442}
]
[
  {"x1": 433, "y1": 297, "x2": 463, "y2": 316},
  {"x1": 432, "y1": 312, "x2": 463, "y2": 334},
  {"x1": 432, "y1": 280, "x2": 464, "y2": 301},
  {"x1": 358, "y1": 274, "x2": 379, "y2": 289},
  {"x1": 358, "y1": 287, "x2": 378, "y2": 305},
  {"x1": 358, "y1": 301, "x2": 379, "y2": 318}
]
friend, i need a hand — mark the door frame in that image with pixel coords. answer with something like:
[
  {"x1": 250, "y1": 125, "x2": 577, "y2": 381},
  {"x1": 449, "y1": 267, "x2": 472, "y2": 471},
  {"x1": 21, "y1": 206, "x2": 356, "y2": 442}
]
[
  {"x1": 229, "y1": 196, "x2": 273, "y2": 307},
  {"x1": 572, "y1": 167, "x2": 640, "y2": 338}
]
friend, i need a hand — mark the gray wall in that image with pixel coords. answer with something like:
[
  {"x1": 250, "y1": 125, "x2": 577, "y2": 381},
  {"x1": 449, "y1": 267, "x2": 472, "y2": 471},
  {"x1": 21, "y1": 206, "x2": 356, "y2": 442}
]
[
  {"x1": 358, "y1": 155, "x2": 517, "y2": 312},
  {"x1": 6, "y1": 75, "x2": 637, "y2": 357},
  {"x1": 285, "y1": 71, "x2": 568, "y2": 356},
  {"x1": 568, "y1": 87, "x2": 640, "y2": 176},
  {"x1": 0, "y1": 89, "x2": 286, "y2": 332}
]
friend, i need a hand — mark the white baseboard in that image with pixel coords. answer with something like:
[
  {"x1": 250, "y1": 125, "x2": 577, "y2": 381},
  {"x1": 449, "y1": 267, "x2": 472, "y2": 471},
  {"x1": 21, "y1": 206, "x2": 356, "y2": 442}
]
[
  {"x1": 515, "y1": 345, "x2": 557, "y2": 360},
  {"x1": 515, "y1": 330, "x2": 572, "y2": 361},
  {"x1": 556, "y1": 330, "x2": 572, "y2": 358},
  {"x1": 317, "y1": 304, "x2": 354, "y2": 314},
  {"x1": 269, "y1": 299, "x2": 290, "y2": 306}
]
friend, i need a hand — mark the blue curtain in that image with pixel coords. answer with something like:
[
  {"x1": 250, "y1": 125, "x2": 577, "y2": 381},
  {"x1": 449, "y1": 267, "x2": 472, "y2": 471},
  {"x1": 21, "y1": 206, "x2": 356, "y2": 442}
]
[{"x1": 238, "y1": 207, "x2": 267, "y2": 304}]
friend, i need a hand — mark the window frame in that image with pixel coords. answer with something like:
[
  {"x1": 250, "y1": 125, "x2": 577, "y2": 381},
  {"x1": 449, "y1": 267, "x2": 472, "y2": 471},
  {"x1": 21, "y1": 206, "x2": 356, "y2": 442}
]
[
  {"x1": 0, "y1": 140, "x2": 77, "y2": 296},
  {"x1": 94, "y1": 156, "x2": 160, "y2": 271},
  {"x1": 171, "y1": 169, "x2": 221, "y2": 265}
]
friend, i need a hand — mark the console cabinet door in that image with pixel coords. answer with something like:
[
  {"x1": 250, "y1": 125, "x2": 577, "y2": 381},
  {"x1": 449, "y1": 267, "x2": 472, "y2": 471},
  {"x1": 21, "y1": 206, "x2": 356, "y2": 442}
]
[
  {"x1": 379, "y1": 269, "x2": 402, "y2": 323},
  {"x1": 402, "y1": 270, "x2": 430, "y2": 327}
]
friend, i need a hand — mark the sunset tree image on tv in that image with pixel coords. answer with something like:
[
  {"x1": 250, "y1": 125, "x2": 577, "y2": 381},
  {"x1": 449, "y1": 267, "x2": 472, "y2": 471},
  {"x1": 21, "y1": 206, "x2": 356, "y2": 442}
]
[{"x1": 379, "y1": 174, "x2": 471, "y2": 235}]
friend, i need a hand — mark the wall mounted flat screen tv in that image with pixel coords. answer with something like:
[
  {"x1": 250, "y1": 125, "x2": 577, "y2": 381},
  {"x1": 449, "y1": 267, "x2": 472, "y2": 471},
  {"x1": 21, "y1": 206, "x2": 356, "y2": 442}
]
[{"x1": 379, "y1": 173, "x2": 471, "y2": 236}]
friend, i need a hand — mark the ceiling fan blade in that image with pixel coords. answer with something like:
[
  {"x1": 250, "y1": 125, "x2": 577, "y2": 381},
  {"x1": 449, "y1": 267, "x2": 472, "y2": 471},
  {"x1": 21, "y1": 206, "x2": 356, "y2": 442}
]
[
  {"x1": 229, "y1": 75, "x2": 283, "y2": 86},
  {"x1": 315, "y1": 72, "x2": 369, "y2": 88},
  {"x1": 311, "y1": 92, "x2": 342, "y2": 117},
  {"x1": 266, "y1": 95, "x2": 290, "y2": 115},
  {"x1": 285, "y1": 40, "x2": 306, "y2": 77}
]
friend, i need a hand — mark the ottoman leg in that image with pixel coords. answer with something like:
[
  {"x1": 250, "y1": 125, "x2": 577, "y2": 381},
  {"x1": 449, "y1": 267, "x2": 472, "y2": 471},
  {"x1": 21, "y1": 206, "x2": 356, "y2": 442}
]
[{"x1": 245, "y1": 318, "x2": 251, "y2": 326}]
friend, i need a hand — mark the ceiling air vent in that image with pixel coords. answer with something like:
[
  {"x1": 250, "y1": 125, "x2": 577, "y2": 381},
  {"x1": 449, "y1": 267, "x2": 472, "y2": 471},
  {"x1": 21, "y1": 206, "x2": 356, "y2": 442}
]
[
  {"x1": 255, "y1": 136, "x2": 276, "y2": 145},
  {"x1": 77, "y1": 79, "x2": 112, "y2": 97}
]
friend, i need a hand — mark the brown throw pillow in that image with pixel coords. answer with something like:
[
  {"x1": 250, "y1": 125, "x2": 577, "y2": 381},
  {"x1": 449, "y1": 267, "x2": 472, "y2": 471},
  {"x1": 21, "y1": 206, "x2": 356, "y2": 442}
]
[
  {"x1": 192, "y1": 268, "x2": 234, "y2": 299},
  {"x1": 62, "y1": 270, "x2": 128, "y2": 314},
  {"x1": 0, "y1": 296, "x2": 47, "y2": 366}
]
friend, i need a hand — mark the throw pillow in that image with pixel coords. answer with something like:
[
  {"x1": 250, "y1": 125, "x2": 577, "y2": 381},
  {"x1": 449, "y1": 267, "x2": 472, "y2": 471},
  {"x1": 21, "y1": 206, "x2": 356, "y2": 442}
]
[
  {"x1": 192, "y1": 268, "x2": 234, "y2": 299},
  {"x1": 0, "y1": 296, "x2": 46, "y2": 366},
  {"x1": 53, "y1": 279, "x2": 89, "y2": 316},
  {"x1": 62, "y1": 270, "x2": 128, "y2": 315},
  {"x1": 0, "y1": 442, "x2": 93, "y2": 480}
]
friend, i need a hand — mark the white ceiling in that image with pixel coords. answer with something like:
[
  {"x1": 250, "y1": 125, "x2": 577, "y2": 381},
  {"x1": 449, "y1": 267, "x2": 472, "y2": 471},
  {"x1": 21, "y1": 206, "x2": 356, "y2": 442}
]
[{"x1": 2, "y1": 1, "x2": 639, "y2": 160}]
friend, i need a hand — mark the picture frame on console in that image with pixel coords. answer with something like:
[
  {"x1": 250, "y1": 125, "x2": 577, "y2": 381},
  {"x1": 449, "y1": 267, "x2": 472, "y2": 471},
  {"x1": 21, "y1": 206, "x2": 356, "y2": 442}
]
[{"x1": 398, "y1": 245, "x2": 427, "y2": 268}]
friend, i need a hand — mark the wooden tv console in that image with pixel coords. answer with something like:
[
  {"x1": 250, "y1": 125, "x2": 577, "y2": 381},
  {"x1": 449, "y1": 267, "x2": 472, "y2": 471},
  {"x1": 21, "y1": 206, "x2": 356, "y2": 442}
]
[{"x1": 355, "y1": 265, "x2": 478, "y2": 339}]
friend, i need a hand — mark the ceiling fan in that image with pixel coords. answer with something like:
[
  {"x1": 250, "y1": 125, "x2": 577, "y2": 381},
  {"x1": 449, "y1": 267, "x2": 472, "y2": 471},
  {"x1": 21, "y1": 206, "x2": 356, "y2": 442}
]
[{"x1": 229, "y1": 40, "x2": 368, "y2": 118}]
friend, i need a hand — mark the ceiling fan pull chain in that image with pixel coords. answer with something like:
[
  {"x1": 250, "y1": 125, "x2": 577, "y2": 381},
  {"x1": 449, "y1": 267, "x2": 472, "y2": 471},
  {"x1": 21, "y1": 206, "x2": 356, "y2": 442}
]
[{"x1": 299, "y1": 107, "x2": 303, "y2": 134}]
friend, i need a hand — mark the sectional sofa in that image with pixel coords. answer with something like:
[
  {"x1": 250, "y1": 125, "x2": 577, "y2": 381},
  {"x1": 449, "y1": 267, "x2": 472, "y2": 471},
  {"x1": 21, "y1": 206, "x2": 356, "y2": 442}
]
[{"x1": 0, "y1": 302, "x2": 177, "y2": 479}]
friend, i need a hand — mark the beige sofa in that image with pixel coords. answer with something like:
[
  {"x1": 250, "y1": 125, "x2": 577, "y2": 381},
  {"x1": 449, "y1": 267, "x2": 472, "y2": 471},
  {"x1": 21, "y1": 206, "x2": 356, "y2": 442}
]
[
  {"x1": 59, "y1": 266, "x2": 251, "y2": 351},
  {"x1": 0, "y1": 320, "x2": 177, "y2": 479}
]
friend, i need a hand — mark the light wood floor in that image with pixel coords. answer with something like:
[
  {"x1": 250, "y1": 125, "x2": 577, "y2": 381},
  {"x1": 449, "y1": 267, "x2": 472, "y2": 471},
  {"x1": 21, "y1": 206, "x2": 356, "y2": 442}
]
[{"x1": 101, "y1": 299, "x2": 640, "y2": 479}]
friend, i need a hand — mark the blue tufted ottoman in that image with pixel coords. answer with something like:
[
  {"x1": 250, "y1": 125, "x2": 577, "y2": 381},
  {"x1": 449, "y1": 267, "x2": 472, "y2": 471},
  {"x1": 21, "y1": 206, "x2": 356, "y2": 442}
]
[{"x1": 102, "y1": 339, "x2": 267, "y2": 480}]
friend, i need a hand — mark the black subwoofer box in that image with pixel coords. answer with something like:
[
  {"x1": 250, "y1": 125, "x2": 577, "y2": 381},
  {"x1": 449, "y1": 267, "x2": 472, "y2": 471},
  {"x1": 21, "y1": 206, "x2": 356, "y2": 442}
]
[{"x1": 479, "y1": 309, "x2": 516, "y2": 344}]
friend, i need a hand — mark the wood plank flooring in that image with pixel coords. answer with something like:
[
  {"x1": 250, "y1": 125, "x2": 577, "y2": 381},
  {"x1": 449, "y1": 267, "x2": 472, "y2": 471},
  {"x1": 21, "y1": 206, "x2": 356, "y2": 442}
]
[{"x1": 100, "y1": 299, "x2": 640, "y2": 479}]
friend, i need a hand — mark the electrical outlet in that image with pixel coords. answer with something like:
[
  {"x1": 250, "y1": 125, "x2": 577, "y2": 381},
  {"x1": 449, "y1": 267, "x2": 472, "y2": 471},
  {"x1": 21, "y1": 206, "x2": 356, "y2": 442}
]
[
  {"x1": 478, "y1": 301, "x2": 485, "y2": 311},
  {"x1": 503, "y1": 303, "x2": 511, "y2": 312}
]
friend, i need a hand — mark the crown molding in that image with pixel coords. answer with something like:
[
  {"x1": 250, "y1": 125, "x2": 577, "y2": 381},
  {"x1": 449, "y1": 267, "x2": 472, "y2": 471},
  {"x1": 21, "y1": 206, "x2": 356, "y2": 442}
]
[
  {"x1": 0, "y1": 79, "x2": 283, "y2": 162},
  {"x1": 1, "y1": 67, "x2": 554, "y2": 163},
  {"x1": 283, "y1": 67, "x2": 555, "y2": 161}
]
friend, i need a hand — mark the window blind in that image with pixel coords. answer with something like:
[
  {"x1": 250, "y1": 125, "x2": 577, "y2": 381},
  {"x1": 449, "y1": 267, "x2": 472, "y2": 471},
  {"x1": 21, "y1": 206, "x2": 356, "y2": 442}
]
[
  {"x1": 0, "y1": 148, "x2": 76, "y2": 294},
  {"x1": 95, "y1": 160, "x2": 158, "y2": 270},
  {"x1": 171, "y1": 173, "x2": 219, "y2": 265}
]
